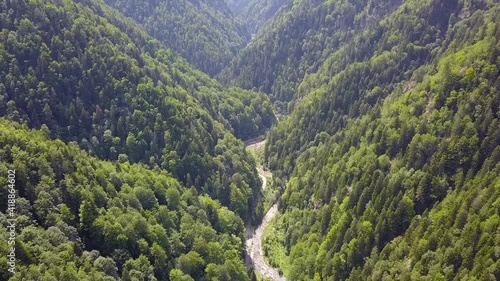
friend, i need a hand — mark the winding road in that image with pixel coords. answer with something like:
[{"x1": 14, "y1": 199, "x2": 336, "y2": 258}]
[{"x1": 245, "y1": 141, "x2": 286, "y2": 281}]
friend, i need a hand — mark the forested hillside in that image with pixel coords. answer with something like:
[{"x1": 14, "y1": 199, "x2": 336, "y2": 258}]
[
  {"x1": 1, "y1": 0, "x2": 499, "y2": 280},
  {"x1": 0, "y1": 120, "x2": 250, "y2": 280},
  {"x1": 234, "y1": 0, "x2": 288, "y2": 35},
  {"x1": 220, "y1": 0, "x2": 403, "y2": 112},
  {"x1": 262, "y1": 0, "x2": 500, "y2": 279},
  {"x1": 0, "y1": 0, "x2": 279, "y2": 222},
  {"x1": 224, "y1": 0, "x2": 249, "y2": 15},
  {"x1": 103, "y1": 0, "x2": 250, "y2": 76},
  {"x1": 0, "y1": 0, "x2": 278, "y2": 280}
]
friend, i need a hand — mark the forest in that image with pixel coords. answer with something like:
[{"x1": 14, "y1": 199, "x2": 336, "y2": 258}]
[
  {"x1": 262, "y1": 0, "x2": 500, "y2": 280},
  {"x1": 1, "y1": 0, "x2": 499, "y2": 280},
  {"x1": 0, "y1": 119, "x2": 251, "y2": 280},
  {"x1": 102, "y1": 0, "x2": 250, "y2": 76},
  {"x1": 0, "y1": 0, "x2": 271, "y2": 279}
]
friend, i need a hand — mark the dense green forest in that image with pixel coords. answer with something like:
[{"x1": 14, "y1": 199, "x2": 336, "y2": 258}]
[
  {"x1": 0, "y1": 0, "x2": 278, "y2": 219},
  {"x1": 224, "y1": 0, "x2": 249, "y2": 15},
  {"x1": 0, "y1": 120, "x2": 250, "y2": 280},
  {"x1": 219, "y1": 0, "x2": 404, "y2": 113},
  {"x1": 103, "y1": 0, "x2": 250, "y2": 76},
  {"x1": 1, "y1": 0, "x2": 499, "y2": 280},
  {"x1": 0, "y1": 0, "x2": 277, "y2": 279},
  {"x1": 233, "y1": 0, "x2": 288, "y2": 35},
  {"x1": 262, "y1": 0, "x2": 500, "y2": 280}
]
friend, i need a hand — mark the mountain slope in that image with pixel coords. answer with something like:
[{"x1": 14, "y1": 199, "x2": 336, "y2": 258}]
[
  {"x1": 266, "y1": 0, "x2": 486, "y2": 176},
  {"x1": 0, "y1": 119, "x2": 250, "y2": 280},
  {"x1": 224, "y1": 0, "x2": 250, "y2": 15},
  {"x1": 220, "y1": 0, "x2": 403, "y2": 112},
  {"x1": 236, "y1": 0, "x2": 289, "y2": 35},
  {"x1": 103, "y1": 0, "x2": 250, "y2": 76},
  {"x1": 0, "y1": 0, "x2": 274, "y2": 222},
  {"x1": 261, "y1": 1, "x2": 500, "y2": 280},
  {"x1": 1, "y1": 0, "x2": 499, "y2": 280}
]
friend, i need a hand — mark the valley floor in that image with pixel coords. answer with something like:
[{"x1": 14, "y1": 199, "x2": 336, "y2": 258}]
[
  {"x1": 245, "y1": 174, "x2": 286, "y2": 281},
  {"x1": 245, "y1": 139, "x2": 286, "y2": 281}
]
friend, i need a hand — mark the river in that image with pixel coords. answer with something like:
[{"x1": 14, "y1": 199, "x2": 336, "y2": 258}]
[{"x1": 245, "y1": 140, "x2": 286, "y2": 281}]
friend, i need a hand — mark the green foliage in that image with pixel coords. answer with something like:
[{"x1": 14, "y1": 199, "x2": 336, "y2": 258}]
[
  {"x1": 220, "y1": 0, "x2": 404, "y2": 109},
  {"x1": 103, "y1": 0, "x2": 250, "y2": 76},
  {"x1": 260, "y1": 2, "x2": 500, "y2": 280},
  {"x1": 1, "y1": 0, "x2": 499, "y2": 280},
  {"x1": 0, "y1": 119, "x2": 250, "y2": 280},
  {"x1": 0, "y1": 0, "x2": 275, "y2": 218},
  {"x1": 235, "y1": 0, "x2": 288, "y2": 34}
]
